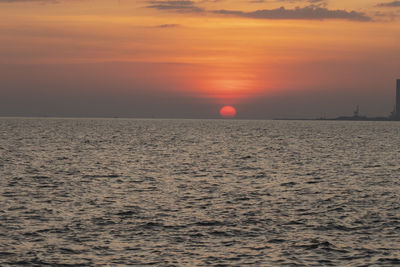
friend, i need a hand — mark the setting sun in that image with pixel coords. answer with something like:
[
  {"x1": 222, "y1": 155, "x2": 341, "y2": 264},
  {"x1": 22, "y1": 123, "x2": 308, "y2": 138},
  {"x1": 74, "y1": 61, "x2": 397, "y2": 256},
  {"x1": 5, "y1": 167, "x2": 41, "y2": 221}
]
[
  {"x1": 220, "y1": 106, "x2": 237, "y2": 118},
  {"x1": 1, "y1": 0, "x2": 399, "y2": 265}
]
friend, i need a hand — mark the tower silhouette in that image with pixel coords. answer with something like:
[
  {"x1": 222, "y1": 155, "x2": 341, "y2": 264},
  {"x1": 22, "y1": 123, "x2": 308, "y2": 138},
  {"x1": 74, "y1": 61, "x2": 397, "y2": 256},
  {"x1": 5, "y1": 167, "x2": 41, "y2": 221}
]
[{"x1": 397, "y1": 79, "x2": 400, "y2": 118}]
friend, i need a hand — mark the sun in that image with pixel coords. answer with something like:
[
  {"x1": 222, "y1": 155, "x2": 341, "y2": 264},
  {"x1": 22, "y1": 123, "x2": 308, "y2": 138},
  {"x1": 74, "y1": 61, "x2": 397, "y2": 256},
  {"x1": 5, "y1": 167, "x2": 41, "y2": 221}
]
[{"x1": 220, "y1": 106, "x2": 237, "y2": 118}]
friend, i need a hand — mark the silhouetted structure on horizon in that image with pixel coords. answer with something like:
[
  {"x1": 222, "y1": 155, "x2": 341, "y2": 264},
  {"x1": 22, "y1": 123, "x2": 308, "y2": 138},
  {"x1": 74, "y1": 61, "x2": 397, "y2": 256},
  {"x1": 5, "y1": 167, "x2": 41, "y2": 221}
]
[
  {"x1": 389, "y1": 79, "x2": 400, "y2": 120},
  {"x1": 396, "y1": 79, "x2": 400, "y2": 118},
  {"x1": 334, "y1": 104, "x2": 368, "y2": 121},
  {"x1": 277, "y1": 79, "x2": 400, "y2": 121},
  {"x1": 329, "y1": 79, "x2": 400, "y2": 121},
  {"x1": 354, "y1": 105, "x2": 359, "y2": 118}
]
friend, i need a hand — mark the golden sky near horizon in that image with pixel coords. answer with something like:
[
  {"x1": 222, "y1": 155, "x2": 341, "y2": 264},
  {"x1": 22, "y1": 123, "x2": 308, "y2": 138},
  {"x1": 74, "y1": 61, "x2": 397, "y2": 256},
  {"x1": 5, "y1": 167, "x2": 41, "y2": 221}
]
[{"x1": 1, "y1": 0, "x2": 400, "y2": 114}]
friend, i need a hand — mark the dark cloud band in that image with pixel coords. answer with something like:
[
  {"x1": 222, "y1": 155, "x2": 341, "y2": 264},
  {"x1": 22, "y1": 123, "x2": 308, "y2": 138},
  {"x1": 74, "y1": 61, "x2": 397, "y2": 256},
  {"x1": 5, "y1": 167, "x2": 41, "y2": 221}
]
[
  {"x1": 146, "y1": 1, "x2": 204, "y2": 12},
  {"x1": 213, "y1": 6, "x2": 371, "y2": 21},
  {"x1": 376, "y1": 1, "x2": 400, "y2": 7},
  {"x1": 145, "y1": 1, "x2": 371, "y2": 22}
]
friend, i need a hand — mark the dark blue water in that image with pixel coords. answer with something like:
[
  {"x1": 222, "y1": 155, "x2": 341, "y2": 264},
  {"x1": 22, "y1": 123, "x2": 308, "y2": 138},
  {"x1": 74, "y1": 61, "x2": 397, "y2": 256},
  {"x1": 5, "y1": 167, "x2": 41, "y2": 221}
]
[{"x1": 1, "y1": 118, "x2": 399, "y2": 266}]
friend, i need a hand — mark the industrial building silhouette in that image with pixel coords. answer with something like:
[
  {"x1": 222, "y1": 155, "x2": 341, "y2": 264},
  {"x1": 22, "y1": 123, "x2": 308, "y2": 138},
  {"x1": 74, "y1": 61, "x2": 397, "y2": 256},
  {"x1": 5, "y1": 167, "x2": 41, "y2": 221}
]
[
  {"x1": 277, "y1": 80, "x2": 400, "y2": 121},
  {"x1": 327, "y1": 79, "x2": 400, "y2": 121},
  {"x1": 388, "y1": 79, "x2": 400, "y2": 120},
  {"x1": 396, "y1": 79, "x2": 400, "y2": 119}
]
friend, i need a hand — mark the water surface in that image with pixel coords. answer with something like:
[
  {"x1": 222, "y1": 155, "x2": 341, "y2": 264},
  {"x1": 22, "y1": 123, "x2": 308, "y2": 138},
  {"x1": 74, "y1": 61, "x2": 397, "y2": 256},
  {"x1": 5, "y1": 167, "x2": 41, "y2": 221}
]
[{"x1": 1, "y1": 118, "x2": 399, "y2": 266}]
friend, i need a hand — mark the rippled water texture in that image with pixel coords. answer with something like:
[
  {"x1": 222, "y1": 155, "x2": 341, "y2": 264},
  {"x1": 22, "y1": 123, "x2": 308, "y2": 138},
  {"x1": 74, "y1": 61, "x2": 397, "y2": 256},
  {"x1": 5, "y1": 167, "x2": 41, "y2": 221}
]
[{"x1": 1, "y1": 118, "x2": 399, "y2": 266}]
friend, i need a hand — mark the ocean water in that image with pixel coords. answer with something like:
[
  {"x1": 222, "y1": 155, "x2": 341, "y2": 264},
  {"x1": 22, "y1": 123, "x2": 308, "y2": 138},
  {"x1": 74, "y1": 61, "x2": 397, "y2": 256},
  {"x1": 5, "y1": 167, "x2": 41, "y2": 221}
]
[{"x1": 0, "y1": 118, "x2": 399, "y2": 266}]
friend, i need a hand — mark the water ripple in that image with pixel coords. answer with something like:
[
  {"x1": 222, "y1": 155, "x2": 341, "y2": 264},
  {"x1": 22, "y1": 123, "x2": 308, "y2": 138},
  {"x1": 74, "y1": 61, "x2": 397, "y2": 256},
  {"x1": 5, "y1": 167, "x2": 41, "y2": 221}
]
[{"x1": 0, "y1": 118, "x2": 399, "y2": 266}]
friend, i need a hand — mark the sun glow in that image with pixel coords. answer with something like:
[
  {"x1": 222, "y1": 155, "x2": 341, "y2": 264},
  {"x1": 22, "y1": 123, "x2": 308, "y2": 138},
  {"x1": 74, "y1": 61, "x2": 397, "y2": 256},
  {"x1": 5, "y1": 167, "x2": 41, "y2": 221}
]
[{"x1": 220, "y1": 106, "x2": 237, "y2": 118}]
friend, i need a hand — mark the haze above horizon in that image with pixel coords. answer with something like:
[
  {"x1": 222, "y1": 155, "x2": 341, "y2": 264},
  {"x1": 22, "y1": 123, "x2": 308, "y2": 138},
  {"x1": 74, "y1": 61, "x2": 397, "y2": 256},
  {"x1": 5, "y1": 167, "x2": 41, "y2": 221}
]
[{"x1": 1, "y1": 0, "x2": 400, "y2": 119}]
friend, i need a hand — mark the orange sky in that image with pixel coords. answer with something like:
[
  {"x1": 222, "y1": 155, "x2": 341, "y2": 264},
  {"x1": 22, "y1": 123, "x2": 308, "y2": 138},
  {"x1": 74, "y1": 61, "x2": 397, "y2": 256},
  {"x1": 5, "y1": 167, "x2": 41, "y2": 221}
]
[{"x1": 0, "y1": 0, "x2": 400, "y2": 118}]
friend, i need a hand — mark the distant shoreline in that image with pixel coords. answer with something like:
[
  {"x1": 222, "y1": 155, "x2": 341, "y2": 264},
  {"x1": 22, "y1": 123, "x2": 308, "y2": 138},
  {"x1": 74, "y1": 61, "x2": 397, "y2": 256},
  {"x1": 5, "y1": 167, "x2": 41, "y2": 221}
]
[
  {"x1": 275, "y1": 117, "x2": 399, "y2": 121},
  {"x1": 1, "y1": 115, "x2": 399, "y2": 121}
]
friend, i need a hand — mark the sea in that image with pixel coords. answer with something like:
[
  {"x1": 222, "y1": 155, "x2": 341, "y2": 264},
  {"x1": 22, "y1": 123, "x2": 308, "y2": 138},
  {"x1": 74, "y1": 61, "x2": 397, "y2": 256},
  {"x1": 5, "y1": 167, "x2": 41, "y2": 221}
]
[{"x1": 0, "y1": 117, "x2": 399, "y2": 266}]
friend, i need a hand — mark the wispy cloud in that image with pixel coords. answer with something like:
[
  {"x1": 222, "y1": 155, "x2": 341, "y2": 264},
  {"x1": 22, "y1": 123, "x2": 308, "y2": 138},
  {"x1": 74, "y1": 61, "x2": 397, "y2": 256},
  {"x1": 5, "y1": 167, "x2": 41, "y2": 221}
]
[
  {"x1": 146, "y1": 1, "x2": 205, "y2": 12},
  {"x1": 0, "y1": 0, "x2": 58, "y2": 2},
  {"x1": 376, "y1": 1, "x2": 400, "y2": 7},
  {"x1": 1, "y1": 0, "x2": 373, "y2": 22},
  {"x1": 145, "y1": 1, "x2": 371, "y2": 21},
  {"x1": 213, "y1": 6, "x2": 372, "y2": 21},
  {"x1": 156, "y1": 24, "x2": 181, "y2": 28},
  {"x1": 249, "y1": 0, "x2": 326, "y2": 3}
]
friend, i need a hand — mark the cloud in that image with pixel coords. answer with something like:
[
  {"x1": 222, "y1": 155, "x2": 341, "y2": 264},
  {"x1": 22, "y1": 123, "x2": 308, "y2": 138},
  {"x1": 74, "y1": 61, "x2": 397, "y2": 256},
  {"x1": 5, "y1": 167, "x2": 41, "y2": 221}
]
[
  {"x1": 376, "y1": 1, "x2": 400, "y2": 7},
  {"x1": 4, "y1": 0, "x2": 371, "y2": 22},
  {"x1": 146, "y1": 0, "x2": 205, "y2": 12},
  {"x1": 249, "y1": 0, "x2": 326, "y2": 3},
  {"x1": 213, "y1": 6, "x2": 372, "y2": 21},
  {"x1": 156, "y1": 24, "x2": 181, "y2": 28},
  {"x1": 145, "y1": 1, "x2": 370, "y2": 22},
  {"x1": 249, "y1": 0, "x2": 328, "y2": 8},
  {"x1": 249, "y1": 0, "x2": 266, "y2": 3},
  {"x1": 0, "y1": 0, "x2": 58, "y2": 2}
]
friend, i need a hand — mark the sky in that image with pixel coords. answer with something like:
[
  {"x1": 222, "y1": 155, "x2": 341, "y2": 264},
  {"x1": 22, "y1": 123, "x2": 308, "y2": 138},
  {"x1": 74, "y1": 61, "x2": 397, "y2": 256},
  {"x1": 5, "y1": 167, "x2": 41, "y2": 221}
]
[{"x1": 0, "y1": 0, "x2": 400, "y2": 119}]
